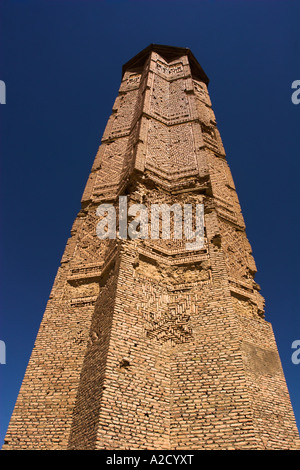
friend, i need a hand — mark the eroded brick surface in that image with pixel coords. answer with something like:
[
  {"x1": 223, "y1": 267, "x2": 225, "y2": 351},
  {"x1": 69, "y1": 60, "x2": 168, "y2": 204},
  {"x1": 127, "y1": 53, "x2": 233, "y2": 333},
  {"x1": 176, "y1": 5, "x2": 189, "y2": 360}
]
[{"x1": 3, "y1": 45, "x2": 300, "y2": 450}]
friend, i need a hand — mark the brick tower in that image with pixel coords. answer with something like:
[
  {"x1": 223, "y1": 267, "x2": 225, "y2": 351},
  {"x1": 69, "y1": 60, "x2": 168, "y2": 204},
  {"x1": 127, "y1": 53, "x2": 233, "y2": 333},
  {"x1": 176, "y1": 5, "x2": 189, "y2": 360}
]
[{"x1": 3, "y1": 44, "x2": 300, "y2": 450}]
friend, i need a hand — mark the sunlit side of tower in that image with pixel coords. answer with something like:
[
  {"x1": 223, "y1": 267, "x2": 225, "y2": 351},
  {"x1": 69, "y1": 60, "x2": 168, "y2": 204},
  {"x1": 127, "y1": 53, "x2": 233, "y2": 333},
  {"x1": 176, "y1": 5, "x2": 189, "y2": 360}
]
[{"x1": 3, "y1": 45, "x2": 300, "y2": 450}]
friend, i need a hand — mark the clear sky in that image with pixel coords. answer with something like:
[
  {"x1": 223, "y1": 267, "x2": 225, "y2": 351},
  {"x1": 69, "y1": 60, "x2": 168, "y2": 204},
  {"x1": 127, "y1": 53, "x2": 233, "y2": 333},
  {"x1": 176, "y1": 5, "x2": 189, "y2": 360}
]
[{"x1": 0, "y1": 0, "x2": 299, "y2": 448}]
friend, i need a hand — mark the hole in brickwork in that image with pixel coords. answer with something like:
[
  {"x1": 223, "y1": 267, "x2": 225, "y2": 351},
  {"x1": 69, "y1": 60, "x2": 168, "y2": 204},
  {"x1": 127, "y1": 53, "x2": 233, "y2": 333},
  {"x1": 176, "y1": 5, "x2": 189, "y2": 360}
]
[{"x1": 119, "y1": 359, "x2": 130, "y2": 368}]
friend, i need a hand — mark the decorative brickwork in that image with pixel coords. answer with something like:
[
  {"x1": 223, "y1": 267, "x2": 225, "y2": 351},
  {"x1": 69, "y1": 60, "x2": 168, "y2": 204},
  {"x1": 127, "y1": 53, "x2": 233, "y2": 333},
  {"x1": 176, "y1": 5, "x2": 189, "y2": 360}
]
[{"x1": 3, "y1": 44, "x2": 300, "y2": 450}]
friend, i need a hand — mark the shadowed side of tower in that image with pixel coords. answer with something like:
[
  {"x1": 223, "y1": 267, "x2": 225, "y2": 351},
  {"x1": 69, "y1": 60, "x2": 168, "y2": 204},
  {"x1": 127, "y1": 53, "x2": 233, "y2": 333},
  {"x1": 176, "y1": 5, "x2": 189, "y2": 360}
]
[{"x1": 3, "y1": 45, "x2": 300, "y2": 450}]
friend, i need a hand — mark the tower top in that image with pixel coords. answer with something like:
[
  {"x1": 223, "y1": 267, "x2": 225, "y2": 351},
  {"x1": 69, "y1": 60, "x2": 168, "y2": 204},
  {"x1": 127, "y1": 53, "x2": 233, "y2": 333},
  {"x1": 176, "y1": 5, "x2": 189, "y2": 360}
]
[{"x1": 122, "y1": 43, "x2": 209, "y2": 85}]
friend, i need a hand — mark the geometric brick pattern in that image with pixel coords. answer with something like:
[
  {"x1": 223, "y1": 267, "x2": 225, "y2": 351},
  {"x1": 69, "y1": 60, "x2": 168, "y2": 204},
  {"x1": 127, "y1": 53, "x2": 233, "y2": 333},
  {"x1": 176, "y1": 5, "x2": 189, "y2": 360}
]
[{"x1": 3, "y1": 44, "x2": 300, "y2": 450}]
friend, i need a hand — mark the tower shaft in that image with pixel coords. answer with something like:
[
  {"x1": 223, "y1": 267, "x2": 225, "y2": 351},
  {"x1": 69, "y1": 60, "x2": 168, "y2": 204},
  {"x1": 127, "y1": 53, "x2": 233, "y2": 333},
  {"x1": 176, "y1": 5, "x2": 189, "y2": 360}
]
[{"x1": 4, "y1": 45, "x2": 300, "y2": 450}]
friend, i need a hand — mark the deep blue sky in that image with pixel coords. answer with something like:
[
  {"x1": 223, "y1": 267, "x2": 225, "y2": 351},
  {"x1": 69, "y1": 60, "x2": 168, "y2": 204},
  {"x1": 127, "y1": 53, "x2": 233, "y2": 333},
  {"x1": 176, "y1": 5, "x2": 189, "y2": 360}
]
[{"x1": 0, "y1": 0, "x2": 299, "y2": 448}]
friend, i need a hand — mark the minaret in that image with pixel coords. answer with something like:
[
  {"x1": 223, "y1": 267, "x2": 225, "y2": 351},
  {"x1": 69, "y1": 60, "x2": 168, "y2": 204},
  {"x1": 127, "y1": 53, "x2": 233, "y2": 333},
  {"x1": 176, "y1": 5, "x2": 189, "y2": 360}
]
[{"x1": 3, "y1": 45, "x2": 300, "y2": 450}]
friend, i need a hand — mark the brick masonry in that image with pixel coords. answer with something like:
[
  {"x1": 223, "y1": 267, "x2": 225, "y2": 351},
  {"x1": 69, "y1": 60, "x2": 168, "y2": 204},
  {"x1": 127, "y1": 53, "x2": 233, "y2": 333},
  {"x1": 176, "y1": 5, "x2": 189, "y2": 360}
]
[{"x1": 3, "y1": 44, "x2": 300, "y2": 450}]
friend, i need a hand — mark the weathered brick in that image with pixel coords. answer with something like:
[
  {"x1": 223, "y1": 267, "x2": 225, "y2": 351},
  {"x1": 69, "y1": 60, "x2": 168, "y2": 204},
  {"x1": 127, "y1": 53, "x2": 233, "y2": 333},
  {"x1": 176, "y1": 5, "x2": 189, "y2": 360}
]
[{"x1": 3, "y1": 44, "x2": 300, "y2": 451}]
